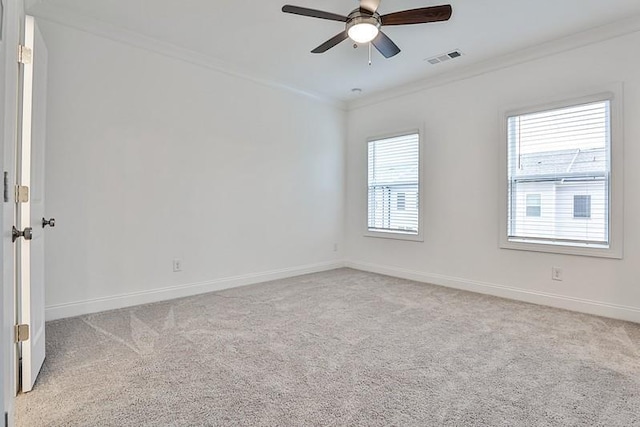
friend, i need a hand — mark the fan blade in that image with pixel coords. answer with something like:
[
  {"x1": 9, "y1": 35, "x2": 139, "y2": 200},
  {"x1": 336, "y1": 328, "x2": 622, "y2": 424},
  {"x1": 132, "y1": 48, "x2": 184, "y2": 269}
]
[
  {"x1": 372, "y1": 31, "x2": 400, "y2": 58},
  {"x1": 282, "y1": 5, "x2": 348, "y2": 22},
  {"x1": 360, "y1": 0, "x2": 380, "y2": 13},
  {"x1": 381, "y1": 5, "x2": 452, "y2": 26},
  {"x1": 311, "y1": 31, "x2": 349, "y2": 53}
]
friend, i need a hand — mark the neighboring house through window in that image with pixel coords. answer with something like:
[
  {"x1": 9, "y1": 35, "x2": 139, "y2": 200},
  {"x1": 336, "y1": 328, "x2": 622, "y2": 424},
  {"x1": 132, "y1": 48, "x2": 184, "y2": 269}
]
[{"x1": 367, "y1": 132, "x2": 421, "y2": 240}]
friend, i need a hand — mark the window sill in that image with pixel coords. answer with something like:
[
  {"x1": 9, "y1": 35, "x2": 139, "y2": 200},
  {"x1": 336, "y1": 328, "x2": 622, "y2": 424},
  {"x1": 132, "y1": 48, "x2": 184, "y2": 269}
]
[
  {"x1": 500, "y1": 238, "x2": 622, "y2": 259},
  {"x1": 364, "y1": 230, "x2": 424, "y2": 242}
]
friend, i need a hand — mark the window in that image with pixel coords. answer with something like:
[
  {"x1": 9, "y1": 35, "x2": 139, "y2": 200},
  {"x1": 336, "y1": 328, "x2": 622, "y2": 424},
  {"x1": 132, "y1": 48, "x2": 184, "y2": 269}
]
[
  {"x1": 573, "y1": 195, "x2": 591, "y2": 218},
  {"x1": 500, "y1": 88, "x2": 623, "y2": 258},
  {"x1": 507, "y1": 100, "x2": 608, "y2": 245},
  {"x1": 367, "y1": 132, "x2": 420, "y2": 239},
  {"x1": 525, "y1": 194, "x2": 541, "y2": 217}
]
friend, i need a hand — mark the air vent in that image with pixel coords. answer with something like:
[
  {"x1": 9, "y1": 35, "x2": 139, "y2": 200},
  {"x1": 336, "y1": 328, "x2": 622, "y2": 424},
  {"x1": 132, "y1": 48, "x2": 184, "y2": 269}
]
[{"x1": 425, "y1": 50, "x2": 463, "y2": 65}]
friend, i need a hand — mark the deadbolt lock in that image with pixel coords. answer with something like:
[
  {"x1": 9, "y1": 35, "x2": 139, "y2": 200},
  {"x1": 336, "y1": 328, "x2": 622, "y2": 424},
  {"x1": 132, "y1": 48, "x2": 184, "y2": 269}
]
[{"x1": 12, "y1": 226, "x2": 32, "y2": 242}]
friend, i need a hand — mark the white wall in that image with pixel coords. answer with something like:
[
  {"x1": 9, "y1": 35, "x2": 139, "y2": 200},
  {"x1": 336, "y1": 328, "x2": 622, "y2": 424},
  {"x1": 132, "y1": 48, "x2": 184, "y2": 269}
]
[
  {"x1": 38, "y1": 17, "x2": 640, "y2": 323},
  {"x1": 346, "y1": 31, "x2": 640, "y2": 322},
  {"x1": 40, "y1": 20, "x2": 346, "y2": 319}
]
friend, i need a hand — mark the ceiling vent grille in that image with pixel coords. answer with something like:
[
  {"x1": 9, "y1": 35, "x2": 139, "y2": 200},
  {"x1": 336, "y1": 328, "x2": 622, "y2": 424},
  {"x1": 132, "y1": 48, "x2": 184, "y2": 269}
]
[{"x1": 426, "y1": 50, "x2": 462, "y2": 65}]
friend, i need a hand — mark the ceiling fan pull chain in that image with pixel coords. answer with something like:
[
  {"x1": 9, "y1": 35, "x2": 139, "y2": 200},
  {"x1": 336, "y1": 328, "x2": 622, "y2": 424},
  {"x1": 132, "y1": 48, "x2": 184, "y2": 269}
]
[{"x1": 368, "y1": 42, "x2": 372, "y2": 66}]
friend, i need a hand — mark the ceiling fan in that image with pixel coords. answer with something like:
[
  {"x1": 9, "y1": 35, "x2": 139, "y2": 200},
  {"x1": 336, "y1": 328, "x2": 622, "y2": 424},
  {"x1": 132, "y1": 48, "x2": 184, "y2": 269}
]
[{"x1": 282, "y1": 0, "x2": 452, "y2": 58}]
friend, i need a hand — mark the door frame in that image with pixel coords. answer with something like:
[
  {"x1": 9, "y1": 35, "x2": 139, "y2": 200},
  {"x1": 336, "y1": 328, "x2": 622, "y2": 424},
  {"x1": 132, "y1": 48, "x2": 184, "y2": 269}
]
[{"x1": 1, "y1": 0, "x2": 25, "y2": 424}]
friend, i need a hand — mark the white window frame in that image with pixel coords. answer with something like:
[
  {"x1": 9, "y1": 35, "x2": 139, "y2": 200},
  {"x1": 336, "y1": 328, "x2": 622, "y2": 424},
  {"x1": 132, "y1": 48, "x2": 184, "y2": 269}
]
[
  {"x1": 365, "y1": 129, "x2": 424, "y2": 242},
  {"x1": 499, "y1": 85, "x2": 623, "y2": 259}
]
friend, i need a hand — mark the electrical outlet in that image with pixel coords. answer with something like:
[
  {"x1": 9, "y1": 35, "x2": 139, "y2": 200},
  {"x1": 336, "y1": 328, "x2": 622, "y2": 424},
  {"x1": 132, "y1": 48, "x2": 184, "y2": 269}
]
[
  {"x1": 552, "y1": 267, "x2": 563, "y2": 281},
  {"x1": 173, "y1": 259, "x2": 182, "y2": 272}
]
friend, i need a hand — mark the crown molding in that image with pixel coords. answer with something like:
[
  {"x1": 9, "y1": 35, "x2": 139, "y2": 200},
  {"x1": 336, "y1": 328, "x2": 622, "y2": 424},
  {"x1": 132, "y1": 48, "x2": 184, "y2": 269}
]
[
  {"x1": 26, "y1": 4, "x2": 640, "y2": 114},
  {"x1": 347, "y1": 13, "x2": 640, "y2": 111},
  {"x1": 27, "y1": 4, "x2": 347, "y2": 111}
]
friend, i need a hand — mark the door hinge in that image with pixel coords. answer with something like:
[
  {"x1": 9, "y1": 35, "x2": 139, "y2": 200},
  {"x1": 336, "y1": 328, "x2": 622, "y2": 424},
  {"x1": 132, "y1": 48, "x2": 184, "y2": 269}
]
[
  {"x1": 15, "y1": 324, "x2": 29, "y2": 342},
  {"x1": 3, "y1": 172, "x2": 8, "y2": 202},
  {"x1": 15, "y1": 185, "x2": 28, "y2": 203},
  {"x1": 18, "y1": 45, "x2": 32, "y2": 64}
]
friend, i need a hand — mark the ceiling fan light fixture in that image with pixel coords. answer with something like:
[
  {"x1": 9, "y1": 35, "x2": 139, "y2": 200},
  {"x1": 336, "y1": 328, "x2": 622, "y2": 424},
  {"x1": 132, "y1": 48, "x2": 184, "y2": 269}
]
[
  {"x1": 348, "y1": 22, "x2": 379, "y2": 43},
  {"x1": 346, "y1": 14, "x2": 380, "y2": 43}
]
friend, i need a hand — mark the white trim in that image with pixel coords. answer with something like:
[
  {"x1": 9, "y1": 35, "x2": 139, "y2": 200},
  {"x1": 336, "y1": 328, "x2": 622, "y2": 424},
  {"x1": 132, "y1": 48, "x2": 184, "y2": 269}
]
[
  {"x1": 498, "y1": 84, "x2": 623, "y2": 259},
  {"x1": 1, "y1": 0, "x2": 23, "y2": 421},
  {"x1": 345, "y1": 260, "x2": 640, "y2": 324},
  {"x1": 503, "y1": 91, "x2": 616, "y2": 118},
  {"x1": 363, "y1": 230, "x2": 423, "y2": 242},
  {"x1": 45, "y1": 261, "x2": 345, "y2": 321},
  {"x1": 347, "y1": 14, "x2": 640, "y2": 111},
  {"x1": 26, "y1": 4, "x2": 346, "y2": 111}
]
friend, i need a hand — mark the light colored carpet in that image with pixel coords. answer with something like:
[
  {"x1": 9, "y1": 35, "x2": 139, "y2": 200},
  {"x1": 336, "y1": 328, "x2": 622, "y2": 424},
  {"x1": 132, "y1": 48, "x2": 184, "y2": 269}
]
[{"x1": 16, "y1": 268, "x2": 640, "y2": 426}]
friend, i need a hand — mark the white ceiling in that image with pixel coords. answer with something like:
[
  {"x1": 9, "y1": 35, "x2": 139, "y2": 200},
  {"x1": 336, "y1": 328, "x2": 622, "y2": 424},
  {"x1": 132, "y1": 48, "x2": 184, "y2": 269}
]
[{"x1": 27, "y1": 0, "x2": 640, "y2": 102}]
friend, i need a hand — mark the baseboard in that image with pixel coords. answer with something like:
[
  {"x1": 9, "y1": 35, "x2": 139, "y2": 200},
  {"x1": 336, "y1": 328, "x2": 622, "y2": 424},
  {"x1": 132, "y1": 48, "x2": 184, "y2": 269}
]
[
  {"x1": 45, "y1": 261, "x2": 345, "y2": 321},
  {"x1": 345, "y1": 260, "x2": 640, "y2": 324},
  {"x1": 46, "y1": 259, "x2": 640, "y2": 324}
]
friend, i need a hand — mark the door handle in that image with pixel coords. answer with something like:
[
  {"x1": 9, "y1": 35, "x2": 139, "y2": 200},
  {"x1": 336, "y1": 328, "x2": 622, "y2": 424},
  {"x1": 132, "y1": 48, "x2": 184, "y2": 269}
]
[
  {"x1": 42, "y1": 217, "x2": 55, "y2": 228},
  {"x1": 12, "y1": 226, "x2": 32, "y2": 242}
]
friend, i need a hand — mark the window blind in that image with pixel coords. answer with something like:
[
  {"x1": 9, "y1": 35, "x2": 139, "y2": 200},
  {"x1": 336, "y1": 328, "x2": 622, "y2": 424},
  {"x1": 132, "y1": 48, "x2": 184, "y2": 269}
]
[
  {"x1": 368, "y1": 133, "x2": 419, "y2": 234},
  {"x1": 507, "y1": 100, "x2": 610, "y2": 247}
]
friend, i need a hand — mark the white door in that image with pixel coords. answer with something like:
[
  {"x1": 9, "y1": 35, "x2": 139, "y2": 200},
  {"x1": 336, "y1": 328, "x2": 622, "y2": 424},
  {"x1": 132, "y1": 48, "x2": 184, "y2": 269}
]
[{"x1": 16, "y1": 15, "x2": 48, "y2": 393}]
